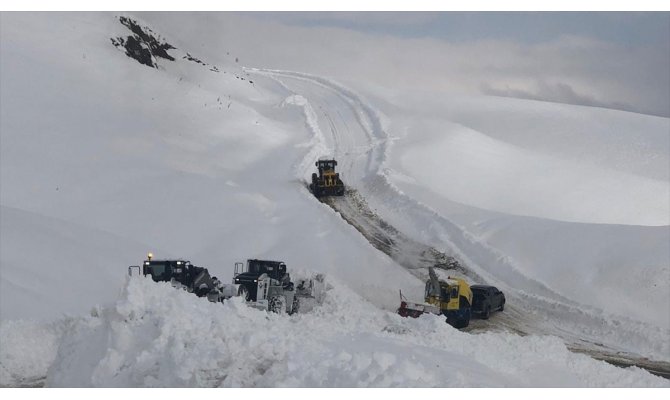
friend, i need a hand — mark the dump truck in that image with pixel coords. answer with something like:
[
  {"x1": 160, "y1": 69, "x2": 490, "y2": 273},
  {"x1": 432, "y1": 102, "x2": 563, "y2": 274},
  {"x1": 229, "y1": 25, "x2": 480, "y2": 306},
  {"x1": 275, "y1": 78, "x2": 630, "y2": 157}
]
[
  {"x1": 397, "y1": 267, "x2": 473, "y2": 328},
  {"x1": 310, "y1": 159, "x2": 345, "y2": 197}
]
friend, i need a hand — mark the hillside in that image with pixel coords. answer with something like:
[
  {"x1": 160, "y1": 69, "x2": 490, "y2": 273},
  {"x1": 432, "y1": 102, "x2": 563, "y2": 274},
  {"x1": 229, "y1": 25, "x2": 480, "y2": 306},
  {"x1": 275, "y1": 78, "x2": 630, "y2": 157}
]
[{"x1": 1, "y1": 12, "x2": 668, "y2": 387}]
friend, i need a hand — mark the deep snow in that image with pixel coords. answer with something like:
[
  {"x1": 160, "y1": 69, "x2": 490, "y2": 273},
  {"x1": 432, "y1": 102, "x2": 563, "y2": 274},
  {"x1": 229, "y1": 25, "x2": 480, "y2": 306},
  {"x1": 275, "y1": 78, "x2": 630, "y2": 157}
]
[
  {"x1": 1, "y1": 12, "x2": 668, "y2": 387},
  {"x1": 8, "y1": 277, "x2": 668, "y2": 387}
]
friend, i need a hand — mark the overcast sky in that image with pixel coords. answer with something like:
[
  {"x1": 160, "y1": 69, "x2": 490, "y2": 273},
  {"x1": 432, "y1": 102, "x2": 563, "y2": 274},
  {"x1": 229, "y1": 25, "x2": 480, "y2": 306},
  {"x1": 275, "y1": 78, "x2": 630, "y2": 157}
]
[{"x1": 143, "y1": 12, "x2": 669, "y2": 117}]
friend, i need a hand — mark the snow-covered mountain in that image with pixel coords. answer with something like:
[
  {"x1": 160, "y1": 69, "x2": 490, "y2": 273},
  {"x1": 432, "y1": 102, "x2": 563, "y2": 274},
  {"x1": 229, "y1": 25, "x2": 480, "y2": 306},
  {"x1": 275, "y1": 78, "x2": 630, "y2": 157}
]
[{"x1": 1, "y1": 12, "x2": 668, "y2": 387}]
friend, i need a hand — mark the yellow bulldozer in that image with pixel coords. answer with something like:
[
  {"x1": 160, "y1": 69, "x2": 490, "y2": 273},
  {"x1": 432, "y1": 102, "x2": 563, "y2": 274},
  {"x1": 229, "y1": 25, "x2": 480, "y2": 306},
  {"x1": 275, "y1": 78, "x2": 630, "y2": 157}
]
[
  {"x1": 310, "y1": 159, "x2": 345, "y2": 197},
  {"x1": 397, "y1": 267, "x2": 473, "y2": 328}
]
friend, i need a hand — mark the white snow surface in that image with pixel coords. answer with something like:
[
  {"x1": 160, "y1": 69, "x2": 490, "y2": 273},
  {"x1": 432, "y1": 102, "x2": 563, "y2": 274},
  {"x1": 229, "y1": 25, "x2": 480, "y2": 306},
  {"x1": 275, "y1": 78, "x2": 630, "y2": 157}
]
[{"x1": 1, "y1": 13, "x2": 669, "y2": 387}]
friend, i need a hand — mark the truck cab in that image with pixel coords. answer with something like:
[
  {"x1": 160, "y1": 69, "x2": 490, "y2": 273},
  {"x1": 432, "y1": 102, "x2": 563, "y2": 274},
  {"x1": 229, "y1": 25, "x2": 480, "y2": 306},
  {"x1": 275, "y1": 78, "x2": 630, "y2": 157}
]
[
  {"x1": 142, "y1": 259, "x2": 189, "y2": 282},
  {"x1": 133, "y1": 255, "x2": 218, "y2": 298},
  {"x1": 233, "y1": 259, "x2": 292, "y2": 301},
  {"x1": 425, "y1": 275, "x2": 473, "y2": 328}
]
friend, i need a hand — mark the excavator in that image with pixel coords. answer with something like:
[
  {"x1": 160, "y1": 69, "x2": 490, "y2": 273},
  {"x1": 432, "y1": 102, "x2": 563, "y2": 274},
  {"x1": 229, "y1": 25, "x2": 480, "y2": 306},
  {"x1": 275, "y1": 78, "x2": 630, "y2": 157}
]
[{"x1": 397, "y1": 267, "x2": 473, "y2": 328}]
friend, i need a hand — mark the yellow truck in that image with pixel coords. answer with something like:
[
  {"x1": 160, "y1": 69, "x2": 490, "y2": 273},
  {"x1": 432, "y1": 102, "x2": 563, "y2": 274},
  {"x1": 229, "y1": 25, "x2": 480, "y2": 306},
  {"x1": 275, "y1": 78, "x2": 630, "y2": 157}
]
[{"x1": 397, "y1": 267, "x2": 473, "y2": 328}]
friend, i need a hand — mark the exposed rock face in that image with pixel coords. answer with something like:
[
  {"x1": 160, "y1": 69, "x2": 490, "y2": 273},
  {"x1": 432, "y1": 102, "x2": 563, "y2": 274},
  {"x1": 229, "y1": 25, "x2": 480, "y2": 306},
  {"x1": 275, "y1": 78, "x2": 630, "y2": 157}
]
[
  {"x1": 109, "y1": 15, "x2": 253, "y2": 86},
  {"x1": 111, "y1": 16, "x2": 175, "y2": 68}
]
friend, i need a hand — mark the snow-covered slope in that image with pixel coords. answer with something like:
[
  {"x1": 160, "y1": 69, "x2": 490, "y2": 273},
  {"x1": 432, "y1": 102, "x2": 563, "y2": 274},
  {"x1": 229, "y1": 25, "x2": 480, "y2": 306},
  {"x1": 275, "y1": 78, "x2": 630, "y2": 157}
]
[
  {"x1": 0, "y1": 206, "x2": 152, "y2": 321},
  {"x1": 372, "y1": 94, "x2": 670, "y2": 328},
  {"x1": 1, "y1": 12, "x2": 668, "y2": 387},
  {"x1": 0, "y1": 12, "x2": 423, "y2": 314},
  {"x1": 252, "y1": 69, "x2": 670, "y2": 332}
]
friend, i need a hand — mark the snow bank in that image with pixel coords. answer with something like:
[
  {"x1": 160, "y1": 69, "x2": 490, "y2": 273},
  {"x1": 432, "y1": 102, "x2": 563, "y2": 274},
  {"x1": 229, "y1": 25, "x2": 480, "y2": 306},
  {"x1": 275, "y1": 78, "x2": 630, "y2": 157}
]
[{"x1": 0, "y1": 278, "x2": 656, "y2": 387}]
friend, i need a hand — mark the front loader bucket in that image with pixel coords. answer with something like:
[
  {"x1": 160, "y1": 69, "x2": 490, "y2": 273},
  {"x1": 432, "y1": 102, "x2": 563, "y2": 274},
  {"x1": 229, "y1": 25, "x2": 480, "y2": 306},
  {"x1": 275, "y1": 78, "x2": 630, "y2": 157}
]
[{"x1": 314, "y1": 184, "x2": 345, "y2": 197}]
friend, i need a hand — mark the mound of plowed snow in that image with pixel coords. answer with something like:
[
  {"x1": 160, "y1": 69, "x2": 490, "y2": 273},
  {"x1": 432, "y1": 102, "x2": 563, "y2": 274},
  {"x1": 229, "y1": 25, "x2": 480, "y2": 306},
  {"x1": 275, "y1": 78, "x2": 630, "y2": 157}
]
[{"x1": 2, "y1": 277, "x2": 665, "y2": 387}]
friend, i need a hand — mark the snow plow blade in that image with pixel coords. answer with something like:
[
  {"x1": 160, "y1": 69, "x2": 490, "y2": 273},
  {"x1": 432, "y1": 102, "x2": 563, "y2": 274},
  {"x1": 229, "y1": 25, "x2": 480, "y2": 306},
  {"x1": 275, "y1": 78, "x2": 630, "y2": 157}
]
[
  {"x1": 397, "y1": 290, "x2": 440, "y2": 318},
  {"x1": 311, "y1": 184, "x2": 345, "y2": 197}
]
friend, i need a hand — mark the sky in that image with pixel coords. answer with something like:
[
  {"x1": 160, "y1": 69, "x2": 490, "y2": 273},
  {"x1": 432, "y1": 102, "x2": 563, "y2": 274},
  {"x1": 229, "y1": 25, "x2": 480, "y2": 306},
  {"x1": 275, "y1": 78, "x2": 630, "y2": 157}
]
[
  {"x1": 140, "y1": 11, "x2": 669, "y2": 117},
  {"x1": 251, "y1": 12, "x2": 669, "y2": 46}
]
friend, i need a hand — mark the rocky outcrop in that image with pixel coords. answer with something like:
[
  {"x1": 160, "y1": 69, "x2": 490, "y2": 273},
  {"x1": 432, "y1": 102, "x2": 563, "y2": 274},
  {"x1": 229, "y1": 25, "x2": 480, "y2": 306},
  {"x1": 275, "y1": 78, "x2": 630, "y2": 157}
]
[{"x1": 111, "y1": 16, "x2": 175, "y2": 68}]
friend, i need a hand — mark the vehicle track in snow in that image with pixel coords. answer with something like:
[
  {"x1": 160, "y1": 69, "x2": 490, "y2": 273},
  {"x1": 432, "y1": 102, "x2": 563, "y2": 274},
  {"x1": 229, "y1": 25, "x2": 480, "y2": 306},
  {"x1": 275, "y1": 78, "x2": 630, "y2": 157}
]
[{"x1": 252, "y1": 68, "x2": 670, "y2": 380}]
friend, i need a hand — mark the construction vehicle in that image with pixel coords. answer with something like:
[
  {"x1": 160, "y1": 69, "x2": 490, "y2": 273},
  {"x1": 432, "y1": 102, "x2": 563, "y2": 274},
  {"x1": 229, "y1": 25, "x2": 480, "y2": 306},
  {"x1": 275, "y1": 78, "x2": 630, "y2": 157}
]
[
  {"x1": 129, "y1": 254, "x2": 325, "y2": 314},
  {"x1": 128, "y1": 253, "x2": 233, "y2": 302},
  {"x1": 397, "y1": 267, "x2": 473, "y2": 328},
  {"x1": 310, "y1": 159, "x2": 345, "y2": 197},
  {"x1": 233, "y1": 259, "x2": 326, "y2": 314}
]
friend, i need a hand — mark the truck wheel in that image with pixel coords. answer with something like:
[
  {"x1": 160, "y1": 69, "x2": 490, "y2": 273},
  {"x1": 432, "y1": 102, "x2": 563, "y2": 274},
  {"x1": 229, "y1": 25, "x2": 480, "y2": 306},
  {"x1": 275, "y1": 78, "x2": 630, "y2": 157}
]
[
  {"x1": 452, "y1": 316, "x2": 469, "y2": 329},
  {"x1": 483, "y1": 306, "x2": 491, "y2": 320},
  {"x1": 289, "y1": 297, "x2": 300, "y2": 315},
  {"x1": 499, "y1": 301, "x2": 505, "y2": 312},
  {"x1": 238, "y1": 285, "x2": 250, "y2": 301},
  {"x1": 269, "y1": 296, "x2": 286, "y2": 314}
]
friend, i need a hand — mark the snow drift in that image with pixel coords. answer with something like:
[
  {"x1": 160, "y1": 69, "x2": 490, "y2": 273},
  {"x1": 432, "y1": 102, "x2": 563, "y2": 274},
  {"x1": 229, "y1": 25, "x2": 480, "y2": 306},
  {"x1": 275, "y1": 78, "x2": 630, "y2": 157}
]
[{"x1": 6, "y1": 277, "x2": 664, "y2": 387}]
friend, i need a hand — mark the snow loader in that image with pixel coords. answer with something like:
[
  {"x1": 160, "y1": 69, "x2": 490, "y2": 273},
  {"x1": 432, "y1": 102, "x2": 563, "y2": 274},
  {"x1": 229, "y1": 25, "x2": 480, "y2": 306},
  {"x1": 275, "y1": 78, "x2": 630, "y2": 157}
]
[
  {"x1": 233, "y1": 259, "x2": 325, "y2": 314},
  {"x1": 310, "y1": 159, "x2": 345, "y2": 197},
  {"x1": 128, "y1": 253, "x2": 233, "y2": 302},
  {"x1": 397, "y1": 267, "x2": 473, "y2": 328}
]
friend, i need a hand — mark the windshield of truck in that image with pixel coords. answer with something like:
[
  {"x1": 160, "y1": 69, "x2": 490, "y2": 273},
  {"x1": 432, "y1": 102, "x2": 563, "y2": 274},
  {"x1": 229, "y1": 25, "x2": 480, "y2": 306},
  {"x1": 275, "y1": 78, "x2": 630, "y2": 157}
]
[
  {"x1": 425, "y1": 280, "x2": 440, "y2": 297},
  {"x1": 148, "y1": 262, "x2": 169, "y2": 281},
  {"x1": 247, "y1": 261, "x2": 260, "y2": 274},
  {"x1": 441, "y1": 287, "x2": 449, "y2": 300}
]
